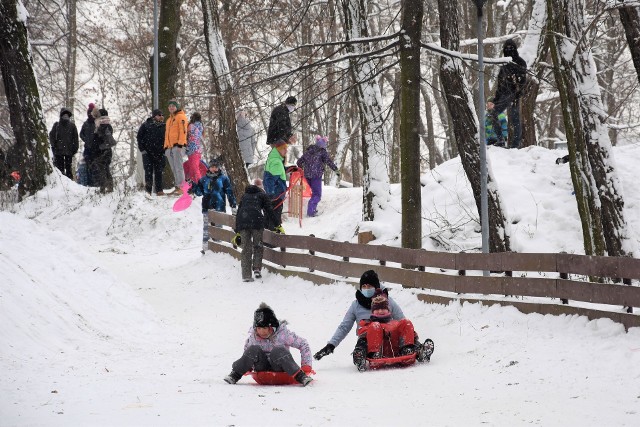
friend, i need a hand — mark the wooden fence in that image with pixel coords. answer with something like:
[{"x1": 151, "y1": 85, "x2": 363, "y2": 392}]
[{"x1": 207, "y1": 211, "x2": 640, "y2": 331}]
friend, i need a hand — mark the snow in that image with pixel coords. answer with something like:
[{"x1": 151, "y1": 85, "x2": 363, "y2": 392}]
[{"x1": 2, "y1": 146, "x2": 640, "y2": 426}]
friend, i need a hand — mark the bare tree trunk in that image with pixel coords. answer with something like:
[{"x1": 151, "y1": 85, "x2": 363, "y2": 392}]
[
  {"x1": 399, "y1": 0, "x2": 423, "y2": 251},
  {"x1": 420, "y1": 84, "x2": 440, "y2": 168},
  {"x1": 390, "y1": 73, "x2": 400, "y2": 184},
  {"x1": 437, "y1": 0, "x2": 511, "y2": 253},
  {"x1": 201, "y1": 0, "x2": 248, "y2": 199},
  {"x1": 0, "y1": 0, "x2": 51, "y2": 196},
  {"x1": 520, "y1": 0, "x2": 548, "y2": 148},
  {"x1": 341, "y1": 0, "x2": 391, "y2": 221},
  {"x1": 64, "y1": 0, "x2": 77, "y2": 112},
  {"x1": 158, "y1": 0, "x2": 182, "y2": 189},
  {"x1": 547, "y1": 0, "x2": 630, "y2": 257},
  {"x1": 619, "y1": 3, "x2": 640, "y2": 84}
]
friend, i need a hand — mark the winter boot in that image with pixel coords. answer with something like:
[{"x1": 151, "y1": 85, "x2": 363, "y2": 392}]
[
  {"x1": 242, "y1": 277, "x2": 254, "y2": 283},
  {"x1": 294, "y1": 370, "x2": 313, "y2": 387},
  {"x1": 223, "y1": 370, "x2": 242, "y2": 384},
  {"x1": 352, "y1": 347, "x2": 369, "y2": 372},
  {"x1": 254, "y1": 270, "x2": 262, "y2": 279},
  {"x1": 400, "y1": 345, "x2": 416, "y2": 356},
  {"x1": 417, "y1": 338, "x2": 435, "y2": 362}
]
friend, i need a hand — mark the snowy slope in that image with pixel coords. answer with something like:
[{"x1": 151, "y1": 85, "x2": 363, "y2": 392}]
[{"x1": 1, "y1": 146, "x2": 640, "y2": 426}]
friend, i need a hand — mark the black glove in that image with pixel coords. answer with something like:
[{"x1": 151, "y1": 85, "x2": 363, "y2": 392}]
[
  {"x1": 314, "y1": 343, "x2": 335, "y2": 360},
  {"x1": 231, "y1": 233, "x2": 241, "y2": 247}
]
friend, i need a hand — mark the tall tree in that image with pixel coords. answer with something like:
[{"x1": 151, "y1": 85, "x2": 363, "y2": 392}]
[
  {"x1": 0, "y1": 0, "x2": 51, "y2": 196},
  {"x1": 617, "y1": 0, "x2": 640, "y2": 84},
  {"x1": 157, "y1": 0, "x2": 181, "y2": 112},
  {"x1": 399, "y1": 0, "x2": 423, "y2": 250},
  {"x1": 64, "y1": 0, "x2": 77, "y2": 112},
  {"x1": 547, "y1": 0, "x2": 631, "y2": 256},
  {"x1": 341, "y1": 0, "x2": 392, "y2": 222},
  {"x1": 437, "y1": 0, "x2": 511, "y2": 253},
  {"x1": 201, "y1": 0, "x2": 248, "y2": 198}
]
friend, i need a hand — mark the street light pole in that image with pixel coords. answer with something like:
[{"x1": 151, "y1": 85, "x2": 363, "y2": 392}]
[
  {"x1": 474, "y1": 0, "x2": 489, "y2": 275},
  {"x1": 153, "y1": 0, "x2": 159, "y2": 110}
]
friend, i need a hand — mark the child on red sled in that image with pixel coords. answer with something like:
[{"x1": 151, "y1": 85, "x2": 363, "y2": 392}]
[
  {"x1": 223, "y1": 303, "x2": 314, "y2": 386},
  {"x1": 314, "y1": 270, "x2": 434, "y2": 372},
  {"x1": 355, "y1": 289, "x2": 432, "y2": 370}
]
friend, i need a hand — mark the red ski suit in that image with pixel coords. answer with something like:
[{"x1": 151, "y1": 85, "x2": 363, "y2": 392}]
[{"x1": 357, "y1": 318, "x2": 415, "y2": 358}]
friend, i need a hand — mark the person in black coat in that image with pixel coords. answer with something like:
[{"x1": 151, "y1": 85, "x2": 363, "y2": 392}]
[
  {"x1": 234, "y1": 178, "x2": 280, "y2": 282},
  {"x1": 49, "y1": 107, "x2": 79, "y2": 179},
  {"x1": 487, "y1": 39, "x2": 527, "y2": 148},
  {"x1": 89, "y1": 108, "x2": 115, "y2": 193},
  {"x1": 266, "y1": 96, "x2": 297, "y2": 146},
  {"x1": 137, "y1": 109, "x2": 166, "y2": 195},
  {"x1": 80, "y1": 103, "x2": 97, "y2": 186}
]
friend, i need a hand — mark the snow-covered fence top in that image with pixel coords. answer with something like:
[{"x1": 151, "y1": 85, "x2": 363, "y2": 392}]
[{"x1": 207, "y1": 211, "x2": 640, "y2": 331}]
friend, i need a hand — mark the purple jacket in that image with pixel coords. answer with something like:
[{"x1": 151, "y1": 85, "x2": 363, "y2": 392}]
[
  {"x1": 244, "y1": 320, "x2": 313, "y2": 367},
  {"x1": 296, "y1": 144, "x2": 338, "y2": 179}
]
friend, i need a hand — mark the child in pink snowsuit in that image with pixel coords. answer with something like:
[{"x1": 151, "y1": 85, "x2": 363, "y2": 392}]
[
  {"x1": 184, "y1": 112, "x2": 205, "y2": 183},
  {"x1": 356, "y1": 288, "x2": 416, "y2": 359}
]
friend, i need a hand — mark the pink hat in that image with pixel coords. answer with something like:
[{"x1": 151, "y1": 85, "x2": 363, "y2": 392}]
[{"x1": 315, "y1": 135, "x2": 328, "y2": 149}]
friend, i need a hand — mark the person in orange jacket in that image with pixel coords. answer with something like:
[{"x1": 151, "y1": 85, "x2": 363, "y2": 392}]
[{"x1": 164, "y1": 99, "x2": 188, "y2": 194}]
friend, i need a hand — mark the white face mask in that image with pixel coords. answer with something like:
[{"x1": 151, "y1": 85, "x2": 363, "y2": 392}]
[
  {"x1": 361, "y1": 288, "x2": 375, "y2": 298},
  {"x1": 287, "y1": 105, "x2": 295, "y2": 113}
]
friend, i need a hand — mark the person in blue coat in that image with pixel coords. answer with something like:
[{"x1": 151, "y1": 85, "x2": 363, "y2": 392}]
[
  {"x1": 192, "y1": 158, "x2": 237, "y2": 252},
  {"x1": 313, "y1": 270, "x2": 434, "y2": 371}
]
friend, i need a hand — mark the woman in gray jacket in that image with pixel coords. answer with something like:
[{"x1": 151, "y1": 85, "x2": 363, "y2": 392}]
[{"x1": 313, "y1": 270, "x2": 434, "y2": 371}]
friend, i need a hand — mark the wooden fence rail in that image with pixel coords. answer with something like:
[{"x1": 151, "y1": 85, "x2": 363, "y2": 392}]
[{"x1": 207, "y1": 211, "x2": 640, "y2": 330}]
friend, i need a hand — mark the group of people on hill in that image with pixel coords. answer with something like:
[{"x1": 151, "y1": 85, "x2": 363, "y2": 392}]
[
  {"x1": 223, "y1": 269, "x2": 435, "y2": 386},
  {"x1": 48, "y1": 104, "x2": 115, "y2": 193}
]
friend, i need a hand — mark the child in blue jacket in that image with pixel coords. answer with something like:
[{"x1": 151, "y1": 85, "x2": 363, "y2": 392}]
[{"x1": 193, "y1": 159, "x2": 237, "y2": 253}]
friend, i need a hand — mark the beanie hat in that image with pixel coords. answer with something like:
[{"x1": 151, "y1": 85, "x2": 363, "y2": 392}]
[
  {"x1": 99, "y1": 108, "x2": 108, "y2": 117},
  {"x1": 370, "y1": 288, "x2": 392, "y2": 321},
  {"x1": 503, "y1": 39, "x2": 519, "y2": 57},
  {"x1": 168, "y1": 99, "x2": 181, "y2": 109},
  {"x1": 315, "y1": 135, "x2": 328, "y2": 149},
  {"x1": 285, "y1": 96, "x2": 297, "y2": 105},
  {"x1": 253, "y1": 303, "x2": 279, "y2": 328},
  {"x1": 273, "y1": 139, "x2": 288, "y2": 148},
  {"x1": 360, "y1": 270, "x2": 380, "y2": 289},
  {"x1": 87, "y1": 103, "x2": 95, "y2": 114},
  {"x1": 152, "y1": 108, "x2": 163, "y2": 117},
  {"x1": 208, "y1": 158, "x2": 221, "y2": 168}
]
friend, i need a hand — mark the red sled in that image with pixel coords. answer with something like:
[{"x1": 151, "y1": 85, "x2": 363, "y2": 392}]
[
  {"x1": 366, "y1": 353, "x2": 417, "y2": 370},
  {"x1": 246, "y1": 370, "x2": 315, "y2": 386}
]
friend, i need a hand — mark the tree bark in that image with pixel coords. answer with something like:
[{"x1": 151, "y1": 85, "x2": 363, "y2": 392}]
[
  {"x1": 619, "y1": 3, "x2": 640, "y2": 84},
  {"x1": 201, "y1": 0, "x2": 248, "y2": 199},
  {"x1": 399, "y1": 0, "x2": 423, "y2": 251},
  {"x1": 64, "y1": 0, "x2": 77, "y2": 112},
  {"x1": 341, "y1": 0, "x2": 391, "y2": 222},
  {"x1": 437, "y1": 0, "x2": 511, "y2": 253},
  {"x1": 0, "y1": 0, "x2": 51, "y2": 196},
  {"x1": 547, "y1": 0, "x2": 630, "y2": 257}
]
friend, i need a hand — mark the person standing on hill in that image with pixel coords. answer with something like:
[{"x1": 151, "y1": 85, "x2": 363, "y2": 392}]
[
  {"x1": 267, "y1": 96, "x2": 297, "y2": 146},
  {"x1": 263, "y1": 139, "x2": 290, "y2": 233},
  {"x1": 296, "y1": 135, "x2": 340, "y2": 217},
  {"x1": 89, "y1": 108, "x2": 115, "y2": 193},
  {"x1": 487, "y1": 39, "x2": 527, "y2": 149},
  {"x1": 164, "y1": 99, "x2": 188, "y2": 194},
  {"x1": 185, "y1": 112, "x2": 205, "y2": 184},
  {"x1": 136, "y1": 109, "x2": 166, "y2": 195},
  {"x1": 48, "y1": 107, "x2": 79, "y2": 179},
  {"x1": 233, "y1": 178, "x2": 279, "y2": 282},
  {"x1": 80, "y1": 103, "x2": 97, "y2": 186}
]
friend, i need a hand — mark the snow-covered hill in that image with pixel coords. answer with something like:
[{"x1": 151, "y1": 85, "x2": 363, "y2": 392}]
[{"x1": 1, "y1": 145, "x2": 640, "y2": 426}]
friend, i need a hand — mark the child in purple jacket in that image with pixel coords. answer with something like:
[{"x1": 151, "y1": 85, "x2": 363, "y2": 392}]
[
  {"x1": 223, "y1": 303, "x2": 314, "y2": 386},
  {"x1": 296, "y1": 135, "x2": 340, "y2": 217}
]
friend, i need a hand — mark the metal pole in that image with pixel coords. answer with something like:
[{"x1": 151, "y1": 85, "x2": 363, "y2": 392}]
[
  {"x1": 153, "y1": 0, "x2": 159, "y2": 110},
  {"x1": 475, "y1": 0, "x2": 489, "y2": 275}
]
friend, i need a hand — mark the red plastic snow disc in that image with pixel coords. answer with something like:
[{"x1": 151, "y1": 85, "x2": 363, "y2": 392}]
[
  {"x1": 248, "y1": 370, "x2": 315, "y2": 386},
  {"x1": 366, "y1": 353, "x2": 416, "y2": 370}
]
